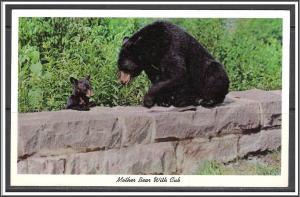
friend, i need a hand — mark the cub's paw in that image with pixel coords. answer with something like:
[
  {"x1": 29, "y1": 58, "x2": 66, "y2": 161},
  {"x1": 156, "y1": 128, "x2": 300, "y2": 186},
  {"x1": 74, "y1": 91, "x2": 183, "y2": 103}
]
[
  {"x1": 89, "y1": 101, "x2": 96, "y2": 107},
  {"x1": 79, "y1": 106, "x2": 90, "y2": 111},
  {"x1": 143, "y1": 95, "x2": 155, "y2": 108}
]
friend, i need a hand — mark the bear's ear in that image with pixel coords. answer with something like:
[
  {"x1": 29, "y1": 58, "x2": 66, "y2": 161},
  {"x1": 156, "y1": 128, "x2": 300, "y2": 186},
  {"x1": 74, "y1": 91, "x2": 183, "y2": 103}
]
[
  {"x1": 85, "y1": 75, "x2": 90, "y2": 81},
  {"x1": 70, "y1": 77, "x2": 78, "y2": 85},
  {"x1": 134, "y1": 36, "x2": 142, "y2": 44},
  {"x1": 122, "y1": 36, "x2": 130, "y2": 44}
]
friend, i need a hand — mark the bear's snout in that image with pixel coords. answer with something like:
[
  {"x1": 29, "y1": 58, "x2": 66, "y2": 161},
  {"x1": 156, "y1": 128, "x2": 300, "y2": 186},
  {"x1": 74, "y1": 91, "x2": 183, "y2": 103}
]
[
  {"x1": 86, "y1": 89, "x2": 94, "y2": 97},
  {"x1": 118, "y1": 71, "x2": 131, "y2": 85}
]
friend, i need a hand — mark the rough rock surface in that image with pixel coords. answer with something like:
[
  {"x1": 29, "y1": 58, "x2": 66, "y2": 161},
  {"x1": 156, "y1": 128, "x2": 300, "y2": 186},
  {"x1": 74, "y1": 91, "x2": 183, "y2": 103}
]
[
  {"x1": 18, "y1": 89, "x2": 282, "y2": 174},
  {"x1": 238, "y1": 129, "x2": 281, "y2": 157},
  {"x1": 229, "y1": 89, "x2": 281, "y2": 128}
]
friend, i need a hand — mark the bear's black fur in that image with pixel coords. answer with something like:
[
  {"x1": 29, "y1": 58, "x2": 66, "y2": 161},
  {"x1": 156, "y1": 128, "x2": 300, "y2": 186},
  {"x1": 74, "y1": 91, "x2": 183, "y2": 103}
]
[
  {"x1": 66, "y1": 75, "x2": 95, "y2": 111},
  {"x1": 117, "y1": 21, "x2": 230, "y2": 108}
]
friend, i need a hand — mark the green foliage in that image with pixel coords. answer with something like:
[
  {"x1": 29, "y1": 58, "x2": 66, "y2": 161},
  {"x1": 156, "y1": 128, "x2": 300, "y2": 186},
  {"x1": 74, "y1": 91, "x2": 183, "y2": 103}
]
[
  {"x1": 221, "y1": 19, "x2": 282, "y2": 90},
  {"x1": 18, "y1": 18, "x2": 282, "y2": 112},
  {"x1": 198, "y1": 161, "x2": 226, "y2": 175}
]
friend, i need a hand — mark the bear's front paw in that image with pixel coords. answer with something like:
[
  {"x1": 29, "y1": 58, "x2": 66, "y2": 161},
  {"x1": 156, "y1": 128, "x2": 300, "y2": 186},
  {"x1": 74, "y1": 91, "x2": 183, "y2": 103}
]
[{"x1": 143, "y1": 95, "x2": 155, "y2": 108}]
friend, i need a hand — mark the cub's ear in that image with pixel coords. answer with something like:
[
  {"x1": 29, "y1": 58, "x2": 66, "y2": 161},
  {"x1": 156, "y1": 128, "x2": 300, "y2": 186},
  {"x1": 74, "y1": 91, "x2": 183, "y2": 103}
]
[
  {"x1": 70, "y1": 77, "x2": 78, "y2": 85},
  {"x1": 85, "y1": 75, "x2": 90, "y2": 81},
  {"x1": 122, "y1": 36, "x2": 130, "y2": 44}
]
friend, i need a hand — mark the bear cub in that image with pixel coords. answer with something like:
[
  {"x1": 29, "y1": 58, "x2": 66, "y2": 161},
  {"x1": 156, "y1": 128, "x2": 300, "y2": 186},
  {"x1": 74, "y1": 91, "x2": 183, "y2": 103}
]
[
  {"x1": 66, "y1": 75, "x2": 95, "y2": 111},
  {"x1": 117, "y1": 21, "x2": 230, "y2": 108}
]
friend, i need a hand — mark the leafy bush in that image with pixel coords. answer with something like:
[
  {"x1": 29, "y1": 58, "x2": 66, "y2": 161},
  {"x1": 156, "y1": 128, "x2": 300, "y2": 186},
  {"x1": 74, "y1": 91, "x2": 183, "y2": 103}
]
[
  {"x1": 18, "y1": 18, "x2": 282, "y2": 112},
  {"x1": 221, "y1": 19, "x2": 282, "y2": 90}
]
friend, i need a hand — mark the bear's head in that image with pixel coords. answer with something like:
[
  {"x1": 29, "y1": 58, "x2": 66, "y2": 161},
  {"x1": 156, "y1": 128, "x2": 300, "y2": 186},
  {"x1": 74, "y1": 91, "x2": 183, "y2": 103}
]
[
  {"x1": 70, "y1": 75, "x2": 94, "y2": 97},
  {"x1": 117, "y1": 36, "x2": 143, "y2": 85}
]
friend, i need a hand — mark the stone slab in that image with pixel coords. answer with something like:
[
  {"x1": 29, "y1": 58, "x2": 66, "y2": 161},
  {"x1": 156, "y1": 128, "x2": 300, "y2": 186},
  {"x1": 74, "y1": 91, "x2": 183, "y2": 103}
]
[
  {"x1": 17, "y1": 89, "x2": 282, "y2": 175},
  {"x1": 18, "y1": 112, "x2": 122, "y2": 158},
  {"x1": 238, "y1": 129, "x2": 281, "y2": 157},
  {"x1": 228, "y1": 89, "x2": 281, "y2": 128},
  {"x1": 176, "y1": 134, "x2": 239, "y2": 174},
  {"x1": 18, "y1": 142, "x2": 177, "y2": 175}
]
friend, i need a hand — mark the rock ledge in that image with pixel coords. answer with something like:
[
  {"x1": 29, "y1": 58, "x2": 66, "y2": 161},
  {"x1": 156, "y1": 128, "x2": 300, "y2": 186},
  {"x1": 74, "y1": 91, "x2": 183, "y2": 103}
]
[{"x1": 18, "y1": 89, "x2": 281, "y2": 174}]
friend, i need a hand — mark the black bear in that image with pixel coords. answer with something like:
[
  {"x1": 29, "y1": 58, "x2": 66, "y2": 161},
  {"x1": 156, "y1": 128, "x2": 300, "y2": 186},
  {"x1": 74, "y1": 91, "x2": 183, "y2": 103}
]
[
  {"x1": 117, "y1": 21, "x2": 229, "y2": 108},
  {"x1": 66, "y1": 75, "x2": 95, "y2": 111}
]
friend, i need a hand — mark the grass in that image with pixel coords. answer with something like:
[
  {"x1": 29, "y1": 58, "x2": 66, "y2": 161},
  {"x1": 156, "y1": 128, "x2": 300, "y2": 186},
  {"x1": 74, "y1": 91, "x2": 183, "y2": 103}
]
[{"x1": 198, "y1": 150, "x2": 281, "y2": 175}]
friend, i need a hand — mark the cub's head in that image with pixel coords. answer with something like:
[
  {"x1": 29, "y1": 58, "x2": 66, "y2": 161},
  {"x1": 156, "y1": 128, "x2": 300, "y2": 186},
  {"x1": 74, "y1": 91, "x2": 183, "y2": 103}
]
[
  {"x1": 117, "y1": 36, "x2": 143, "y2": 85},
  {"x1": 70, "y1": 75, "x2": 94, "y2": 97}
]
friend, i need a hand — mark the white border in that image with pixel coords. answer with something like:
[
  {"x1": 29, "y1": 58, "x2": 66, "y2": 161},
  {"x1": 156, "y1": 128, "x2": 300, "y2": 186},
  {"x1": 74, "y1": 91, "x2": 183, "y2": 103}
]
[
  {"x1": 10, "y1": 8, "x2": 291, "y2": 187},
  {"x1": 9, "y1": 9, "x2": 291, "y2": 18},
  {"x1": 1, "y1": 1, "x2": 298, "y2": 196}
]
